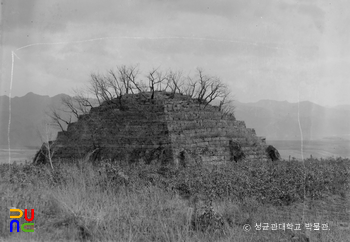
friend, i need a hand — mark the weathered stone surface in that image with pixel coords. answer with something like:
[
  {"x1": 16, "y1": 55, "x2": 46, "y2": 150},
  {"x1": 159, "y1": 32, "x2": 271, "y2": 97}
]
[
  {"x1": 265, "y1": 145, "x2": 281, "y2": 161},
  {"x1": 37, "y1": 92, "x2": 273, "y2": 166}
]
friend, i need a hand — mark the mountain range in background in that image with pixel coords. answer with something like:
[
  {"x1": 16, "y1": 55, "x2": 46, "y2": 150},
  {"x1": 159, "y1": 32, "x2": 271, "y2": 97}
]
[
  {"x1": 1, "y1": 92, "x2": 350, "y2": 149},
  {"x1": 0, "y1": 92, "x2": 70, "y2": 148},
  {"x1": 234, "y1": 100, "x2": 350, "y2": 141}
]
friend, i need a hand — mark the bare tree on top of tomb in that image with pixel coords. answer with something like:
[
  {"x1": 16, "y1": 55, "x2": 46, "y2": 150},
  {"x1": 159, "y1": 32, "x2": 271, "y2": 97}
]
[
  {"x1": 186, "y1": 68, "x2": 228, "y2": 107},
  {"x1": 46, "y1": 89, "x2": 97, "y2": 132},
  {"x1": 46, "y1": 106, "x2": 71, "y2": 132},
  {"x1": 146, "y1": 67, "x2": 167, "y2": 99},
  {"x1": 47, "y1": 65, "x2": 234, "y2": 133},
  {"x1": 165, "y1": 70, "x2": 184, "y2": 97}
]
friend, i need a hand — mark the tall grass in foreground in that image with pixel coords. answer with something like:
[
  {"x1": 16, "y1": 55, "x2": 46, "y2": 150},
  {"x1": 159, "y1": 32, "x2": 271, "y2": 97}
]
[{"x1": 0, "y1": 157, "x2": 349, "y2": 242}]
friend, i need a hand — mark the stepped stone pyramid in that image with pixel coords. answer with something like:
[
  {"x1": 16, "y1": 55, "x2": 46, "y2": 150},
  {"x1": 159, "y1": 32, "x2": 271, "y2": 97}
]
[{"x1": 49, "y1": 92, "x2": 271, "y2": 166}]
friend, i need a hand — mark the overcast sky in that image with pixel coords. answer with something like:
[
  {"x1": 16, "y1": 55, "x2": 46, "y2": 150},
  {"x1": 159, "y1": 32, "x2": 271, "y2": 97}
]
[{"x1": 1, "y1": 0, "x2": 350, "y2": 106}]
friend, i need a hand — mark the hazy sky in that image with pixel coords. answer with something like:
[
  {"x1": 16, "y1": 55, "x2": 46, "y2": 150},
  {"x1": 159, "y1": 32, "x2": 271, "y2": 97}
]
[{"x1": 1, "y1": 0, "x2": 350, "y2": 106}]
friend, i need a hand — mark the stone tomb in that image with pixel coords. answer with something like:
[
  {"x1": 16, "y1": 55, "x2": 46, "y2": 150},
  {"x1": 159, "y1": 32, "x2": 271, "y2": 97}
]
[{"x1": 43, "y1": 92, "x2": 271, "y2": 167}]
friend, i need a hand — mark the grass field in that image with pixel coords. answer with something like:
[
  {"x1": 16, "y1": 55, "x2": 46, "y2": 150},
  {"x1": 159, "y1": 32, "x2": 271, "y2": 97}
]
[{"x1": 0, "y1": 157, "x2": 349, "y2": 242}]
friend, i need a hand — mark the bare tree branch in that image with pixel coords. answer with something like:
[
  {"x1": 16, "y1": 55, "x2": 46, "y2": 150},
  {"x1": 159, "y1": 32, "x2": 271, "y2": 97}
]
[
  {"x1": 146, "y1": 67, "x2": 167, "y2": 99},
  {"x1": 46, "y1": 107, "x2": 71, "y2": 132},
  {"x1": 166, "y1": 70, "x2": 184, "y2": 96}
]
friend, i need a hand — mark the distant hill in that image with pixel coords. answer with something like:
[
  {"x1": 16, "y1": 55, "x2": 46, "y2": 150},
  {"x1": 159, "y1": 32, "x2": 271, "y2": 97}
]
[
  {"x1": 1, "y1": 93, "x2": 350, "y2": 148},
  {"x1": 333, "y1": 104, "x2": 350, "y2": 111},
  {"x1": 0, "y1": 92, "x2": 70, "y2": 148},
  {"x1": 234, "y1": 100, "x2": 350, "y2": 140}
]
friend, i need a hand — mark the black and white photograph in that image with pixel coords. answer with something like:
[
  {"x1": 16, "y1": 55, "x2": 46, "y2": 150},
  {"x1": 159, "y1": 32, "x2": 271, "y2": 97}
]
[{"x1": 0, "y1": 0, "x2": 349, "y2": 241}]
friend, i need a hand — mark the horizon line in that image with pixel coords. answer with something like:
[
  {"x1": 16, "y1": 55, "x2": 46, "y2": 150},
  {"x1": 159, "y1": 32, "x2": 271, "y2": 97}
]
[{"x1": 0, "y1": 91, "x2": 349, "y2": 107}]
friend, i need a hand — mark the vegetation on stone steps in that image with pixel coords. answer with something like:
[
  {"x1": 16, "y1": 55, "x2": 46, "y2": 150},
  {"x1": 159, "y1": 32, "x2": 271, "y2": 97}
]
[{"x1": 48, "y1": 66, "x2": 234, "y2": 133}]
